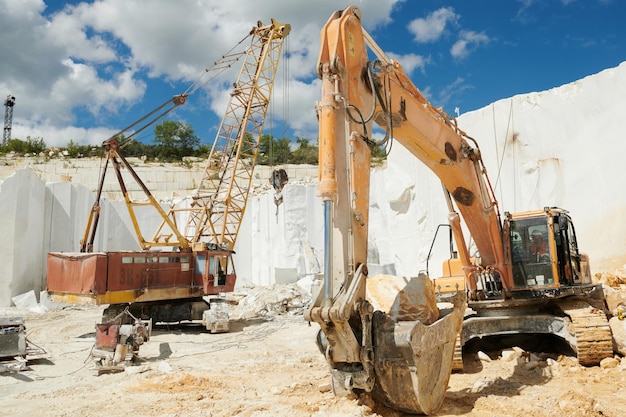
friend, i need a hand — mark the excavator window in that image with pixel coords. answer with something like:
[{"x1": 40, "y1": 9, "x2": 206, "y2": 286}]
[
  {"x1": 567, "y1": 222, "x2": 582, "y2": 282},
  {"x1": 509, "y1": 217, "x2": 554, "y2": 288},
  {"x1": 553, "y1": 214, "x2": 582, "y2": 285}
]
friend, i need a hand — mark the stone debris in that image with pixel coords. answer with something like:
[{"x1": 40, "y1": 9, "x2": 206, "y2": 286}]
[
  {"x1": 546, "y1": 358, "x2": 558, "y2": 367},
  {"x1": 0, "y1": 357, "x2": 27, "y2": 373},
  {"x1": 596, "y1": 272, "x2": 626, "y2": 289},
  {"x1": 228, "y1": 283, "x2": 312, "y2": 321},
  {"x1": 366, "y1": 274, "x2": 439, "y2": 324},
  {"x1": 609, "y1": 316, "x2": 626, "y2": 356},
  {"x1": 470, "y1": 378, "x2": 494, "y2": 393},
  {"x1": 525, "y1": 361, "x2": 540, "y2": 371},
  {"x1": 602, "y1": 284, "x2": 626, "y2": 313},
  {"x1": 599, "y1": 357, "x2": 619, "y2": 369},
  {"x1": 11, "y1": 290, "x2": 48, "y2": 314},
  {"x1": 500, "y1": 349, "x2": 520, "y2": 362},
  {"x1": 318, "y1": 383, "x2": 332, "y2": 393}
]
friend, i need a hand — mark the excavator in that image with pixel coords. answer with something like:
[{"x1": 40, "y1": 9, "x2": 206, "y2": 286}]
[
  {"x1": 306, "y1": 6, "x2": 613, "y2": 415},
  {"x1": 46, "y1": 18, "x2": 290, "y2": 370}
]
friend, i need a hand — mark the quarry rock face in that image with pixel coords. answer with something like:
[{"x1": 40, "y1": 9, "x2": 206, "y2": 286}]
[
  {"x1": 2, "y1": 62, "x2": 626, "y2": 306},
  {"x1": 0, "y1": 169, "x2": 46, "y2": 306}
]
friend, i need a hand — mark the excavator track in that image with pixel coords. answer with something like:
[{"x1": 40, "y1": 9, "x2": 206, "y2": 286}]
[
  {"x1": 451, "y1": 334, "x2": 464, "y2": 371},
  {"x1": 561, "y1": 299, "x2": 613, "y2": 366}
]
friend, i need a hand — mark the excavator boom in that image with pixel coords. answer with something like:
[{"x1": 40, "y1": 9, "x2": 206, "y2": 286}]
[{"x1": 307, "y1": 7, "x2": 466, "y2": 414}]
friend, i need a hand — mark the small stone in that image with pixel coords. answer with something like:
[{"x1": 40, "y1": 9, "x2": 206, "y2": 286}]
[
  {"x1": 318, "y1": 383, "x2": 332, "y2": 393},
  {"x1": 525, "y1": 361, "x2": 540, "y2": 371},
  {"x1": 157, "y1": 361, "x2": 173, "y2": 373},
  {"x1": 501, "y1": 349, "x2": 519, "y2": 362},
  {"x1": 512, "y1": 346, "x2": 526, "y2": 355},
  {"x1": 600, "y1": 357, "x2": 619, "y2": 369},
  {"x1": 471, "y1": 379, "x2": 493, "y2": 393},
  {"x1": 124, "y1": 365, "x2": 150, "y2": 375},
  {"x1": 477, "y1": 351, "x2": 491, "y2": 362}
]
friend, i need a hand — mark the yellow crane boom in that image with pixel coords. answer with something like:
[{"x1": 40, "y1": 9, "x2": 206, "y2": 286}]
[{"x1": 182, "y1": 19, "x2": 291, "y2": 251}]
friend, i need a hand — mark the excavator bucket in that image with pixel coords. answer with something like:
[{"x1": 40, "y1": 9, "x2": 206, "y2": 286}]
[
  {"x1": 310, "y1": 273, "x2": 466, "y2": 415},
  {"x1": 367, "y1": 275, "x2": 466, "y2": 415},
  {"x1": 371, "y1": 300, "x2": 464, "y2": 414}
]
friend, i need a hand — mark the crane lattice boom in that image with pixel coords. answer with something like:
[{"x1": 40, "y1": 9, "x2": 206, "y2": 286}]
[{"x1": 183, "y1": 19, "x2": 290, "y2": 250}]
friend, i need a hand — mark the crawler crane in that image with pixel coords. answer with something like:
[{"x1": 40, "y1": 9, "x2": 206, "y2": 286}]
[
  {"x1": 307, "y1": 6, "x2": 612, "y2": 415},
  {"x1": 47, "y1": 19, "x2": 290, "y2": 367}
]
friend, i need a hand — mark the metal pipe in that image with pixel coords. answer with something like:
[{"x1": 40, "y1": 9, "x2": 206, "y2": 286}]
[{"x1": 323, "y1": 200, "x2": 333, "y2": 304}]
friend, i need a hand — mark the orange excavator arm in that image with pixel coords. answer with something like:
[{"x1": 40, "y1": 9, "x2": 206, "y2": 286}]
[
  {"x1": 307, "y1": 7, "x2": 467, "y2": 414},
  {"x1": 316, "y1": 7, "x2": 511, "y2": 295}
]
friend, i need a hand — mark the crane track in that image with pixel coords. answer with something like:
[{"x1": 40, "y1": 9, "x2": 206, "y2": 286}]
[{"x1": 561, "y1": 299, "x2": 613, "y2": 366}]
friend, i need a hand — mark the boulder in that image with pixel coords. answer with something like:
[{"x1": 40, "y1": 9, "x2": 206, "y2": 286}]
[
  {"x1": 608, "y1": 316, "x2": 626, "y2": 356},
  {"x1": 603, "y1": 285, "x2": 626, "y2": 313},
  {"x1": 366, "y1": 274, "x2": 439, "y2": 324}
]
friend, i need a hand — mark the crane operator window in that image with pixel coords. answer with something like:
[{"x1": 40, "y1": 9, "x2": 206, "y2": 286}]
[
  {"x1": 510, "y1": 218, "x2": 554, "y2": 287},
  {"x1": 209, "y1": 255, "x2": 230, "y2": 286}
]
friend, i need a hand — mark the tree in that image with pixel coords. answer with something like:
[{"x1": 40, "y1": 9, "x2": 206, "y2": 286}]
[
  {"x1": 122, "y1": 138, "x2": 158, "y2": 159},
  {"x1": 371, "y1": 143, "x2": 388, "y2": 163},
  {"x1": 0, "y1": 136, "x2": 47, "y2": 155},
  {"x1": 257, "y1": 134, "x2": 293, "y2": 165},
  {"x1": 291, "y1": 137, "x2": 318, "y2": 164},
  {"x1": 65, "y1": 139, "x2": 81, "y2": 158},
  {"x1": 25, "y1": 136, "x2": 47, "y2": 154},
  {"x1": 153, "y1": 120, "x2": 200, "y2": 160}
]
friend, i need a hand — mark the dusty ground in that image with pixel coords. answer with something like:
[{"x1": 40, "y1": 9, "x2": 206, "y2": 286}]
[{"x1": 2, "y1": 297, "x2": 626, "y2": 417}]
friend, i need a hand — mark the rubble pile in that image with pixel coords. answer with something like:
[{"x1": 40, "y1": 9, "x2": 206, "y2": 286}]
[
  {"x1": 595, "y1": 272, "x2": 626, "y2": 356},
  {"x1": 228, "y1": 283, "x2": 312, "y2": 321}
]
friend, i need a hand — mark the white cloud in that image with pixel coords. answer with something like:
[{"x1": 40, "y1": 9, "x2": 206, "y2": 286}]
[
  {"x1": 437, "y1": 76, "x2": 471, "y2": 109},
  {"x1": 52, "y1": 59, "x2": 146, "y2": 114},
  {"x1": 407, "y1": 7, "x2": 459, "y2": 43},
  {"x1": 46, "y1": 8, "x2": 117, "y2": 62},
  {"x1": 388, "y1": 52, "x2": 430, "y2": 75},
  {"x1": 0, "y1": 0, "x2": 403, "y2": 147},
  {"x1": 11, "y1": 120, "x2": 119, "y2": 146},
  {"x1": 451, "y1": 30, "x2": 490, "y2": 60}
]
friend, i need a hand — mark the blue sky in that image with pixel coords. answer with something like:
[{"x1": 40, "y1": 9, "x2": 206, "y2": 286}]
[{"x1": 0, "y1": 0, "x2": 624, "y2": 148}]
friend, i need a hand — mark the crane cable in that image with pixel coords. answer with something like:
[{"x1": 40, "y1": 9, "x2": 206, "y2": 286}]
[
  {"x1": 110, "y1": 30, "x2": 255, "y2": 151},
  {"x1": 268, "y1": 34, "x2": 290, "y2": 169},
  {"x1": 283, "y1": 35, "x2": 289, "y2": 142},
  {"x1": 270, "y1": 36, "x2": 290, "y2": 218},
  {"x1": 91, "y1": 29, "x2": 258, "y2": 218},
  {"x1": 492, "y1": 99, "x2": 514, "y2": 203}
]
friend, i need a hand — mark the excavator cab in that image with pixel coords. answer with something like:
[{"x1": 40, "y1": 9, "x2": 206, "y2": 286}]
[{"x1": 506, "y1": 208, "x2": 590, "y2": 293}]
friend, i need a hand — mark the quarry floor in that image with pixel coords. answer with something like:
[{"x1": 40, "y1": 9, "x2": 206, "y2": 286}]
[{"x1": 2, "y1": 302, "x2": 626, "y2": 417}]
